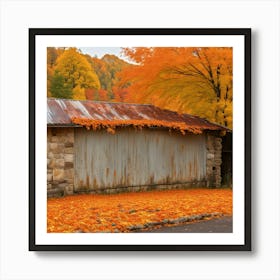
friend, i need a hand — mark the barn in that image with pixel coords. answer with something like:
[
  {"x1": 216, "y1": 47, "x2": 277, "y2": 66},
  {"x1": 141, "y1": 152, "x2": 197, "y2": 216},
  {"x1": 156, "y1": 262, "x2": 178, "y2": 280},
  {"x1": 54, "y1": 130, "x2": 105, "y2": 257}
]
[{"x1": 47, "y1": 98, "x2": 229, "y2": 198}]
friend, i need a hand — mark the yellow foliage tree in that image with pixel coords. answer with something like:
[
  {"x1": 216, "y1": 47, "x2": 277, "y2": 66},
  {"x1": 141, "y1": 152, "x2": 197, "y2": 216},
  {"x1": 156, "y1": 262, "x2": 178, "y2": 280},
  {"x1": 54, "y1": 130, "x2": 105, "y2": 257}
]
[
  {"x1": 73, "y1": 85, "x2": 86, "y2": 100},
  {"x1": 51, "y1": 48, "x2": 101, "y2": 99}
]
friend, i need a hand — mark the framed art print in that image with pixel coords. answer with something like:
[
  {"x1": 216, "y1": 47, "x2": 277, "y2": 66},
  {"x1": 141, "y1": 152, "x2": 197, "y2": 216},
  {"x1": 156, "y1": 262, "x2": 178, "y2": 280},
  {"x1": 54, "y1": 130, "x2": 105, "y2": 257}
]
[{"x1": 29, "y1": 28, "x2": 251, "y2": 251}]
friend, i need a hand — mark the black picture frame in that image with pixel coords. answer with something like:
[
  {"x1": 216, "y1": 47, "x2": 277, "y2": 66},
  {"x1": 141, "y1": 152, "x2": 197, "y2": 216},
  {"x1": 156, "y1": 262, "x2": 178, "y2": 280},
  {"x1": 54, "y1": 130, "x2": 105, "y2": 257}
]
[{"x1": 29, "y1": 28, "x2": 251, "y2": 251}]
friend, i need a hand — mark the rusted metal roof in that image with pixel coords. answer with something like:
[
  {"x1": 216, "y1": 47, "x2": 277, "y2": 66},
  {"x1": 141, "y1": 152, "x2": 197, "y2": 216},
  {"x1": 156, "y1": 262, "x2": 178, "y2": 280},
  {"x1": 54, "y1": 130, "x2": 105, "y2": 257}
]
[{"x1": 47, "y1": 98, "x2": 227, "y2": 131}]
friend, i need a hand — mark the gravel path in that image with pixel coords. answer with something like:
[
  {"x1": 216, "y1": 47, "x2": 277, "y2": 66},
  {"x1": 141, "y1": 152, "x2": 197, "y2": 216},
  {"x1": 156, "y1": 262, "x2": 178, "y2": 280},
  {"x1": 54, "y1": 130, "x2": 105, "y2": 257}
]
[{"x1": 139, "y1": 216, "x2": 232, "y2": 233}]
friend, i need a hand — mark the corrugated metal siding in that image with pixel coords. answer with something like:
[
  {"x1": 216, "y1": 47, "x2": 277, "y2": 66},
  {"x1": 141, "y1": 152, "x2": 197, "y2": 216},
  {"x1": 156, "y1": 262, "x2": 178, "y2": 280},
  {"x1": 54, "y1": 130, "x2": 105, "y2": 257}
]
[{"x1": 74, "y1": 127, "x2": 206, "y2": 191}]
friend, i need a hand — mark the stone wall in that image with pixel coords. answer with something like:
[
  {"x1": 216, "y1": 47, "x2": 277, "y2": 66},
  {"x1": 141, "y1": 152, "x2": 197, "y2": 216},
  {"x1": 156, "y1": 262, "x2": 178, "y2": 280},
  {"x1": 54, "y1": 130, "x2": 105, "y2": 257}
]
[
  {"x1": 206, "y1": 133, "x2": 222, "y2": 188},
  {"x1": 47, "y1": 127, "x2": 74, "y2": 198}
]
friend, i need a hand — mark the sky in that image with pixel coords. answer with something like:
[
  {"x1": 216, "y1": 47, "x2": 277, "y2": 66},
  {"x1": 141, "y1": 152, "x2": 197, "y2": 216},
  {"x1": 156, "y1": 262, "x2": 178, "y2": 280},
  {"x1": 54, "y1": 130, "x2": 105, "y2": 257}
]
[{"x1": 79, "y1": 47, "x2": 131, "y2": 62}]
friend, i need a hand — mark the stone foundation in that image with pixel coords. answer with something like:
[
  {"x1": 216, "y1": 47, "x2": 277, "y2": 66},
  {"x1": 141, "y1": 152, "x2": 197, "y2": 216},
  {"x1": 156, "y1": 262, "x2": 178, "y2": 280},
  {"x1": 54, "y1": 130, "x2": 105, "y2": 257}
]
[
  {"x1": 206, "y1": 133, "x2": 222, "y2": 188},
  {"x1": 74, "y1": 181, "x2": 207, "y2": 195},
  {"x1": 47, "y1": 127, "x2": 74, "y2": 198}
]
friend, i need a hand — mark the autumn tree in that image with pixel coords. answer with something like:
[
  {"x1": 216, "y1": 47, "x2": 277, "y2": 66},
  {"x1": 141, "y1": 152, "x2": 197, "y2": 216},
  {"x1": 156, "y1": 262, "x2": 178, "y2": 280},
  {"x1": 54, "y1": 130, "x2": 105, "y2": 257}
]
[
  {"x1": 111, "y1": 85, "x2": 128, "y2": 102},
  {"x1": 85, "y1": 54, "x2": 130, "y2": 101},
  {"x1": 47, "y1": 48, "x2": 130, "y2": 102},
  {"x1": 50, "y1": 48, "x2": 101, "y2": 100},
  {"x1": 47, "y1": 48, "x2": 58, "y2": 97},
  {"x1": 47, "y1": 47, "x2": 59, "y2": 68},
  {"x1": 50, "y1": 71, "x2": 73, "y2": 99},
  {"x1": 47, "y1": 47, "x2": 65, "y2": 97},
  {"x1": 120, "y1": 47, "x2": 232, "y2": 128}
]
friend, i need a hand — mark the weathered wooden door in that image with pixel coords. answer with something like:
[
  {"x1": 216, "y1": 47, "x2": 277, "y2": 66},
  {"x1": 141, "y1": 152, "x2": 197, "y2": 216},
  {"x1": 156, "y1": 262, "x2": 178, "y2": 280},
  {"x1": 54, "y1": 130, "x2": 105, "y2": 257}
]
[{"x1": 74, "y1": 128, "x2": 206, "y2": 192}]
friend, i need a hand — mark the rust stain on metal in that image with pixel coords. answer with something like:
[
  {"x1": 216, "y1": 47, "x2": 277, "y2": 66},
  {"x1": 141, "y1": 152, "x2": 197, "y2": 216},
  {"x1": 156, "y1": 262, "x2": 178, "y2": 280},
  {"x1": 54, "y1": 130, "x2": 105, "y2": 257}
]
[
  {"x1": 73, "y1": 128, "x2": 207, "y2": 191},
  {"x1": 47, "y1": 98, "x2": 228, "y2": 132},
  {"x1": 79, "y1": 180, "x2": 84, "y2": 188},
  {"x1": 93, "y1": 178, "x2": 97, "y2": 188},
  {"x1": 193, "y1": 158, "x2": 198, "y2": 179},
  {"x1": 150, "y1": 175, "x2": 154, "y2": 184}
]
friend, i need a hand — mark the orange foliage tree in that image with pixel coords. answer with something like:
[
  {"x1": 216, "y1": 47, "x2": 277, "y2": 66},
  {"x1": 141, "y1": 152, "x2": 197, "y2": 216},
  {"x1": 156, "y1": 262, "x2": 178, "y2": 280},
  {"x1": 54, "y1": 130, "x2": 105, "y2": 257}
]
[{"x1": 118, "y1": 47, "x2": 232, "y2": 128}]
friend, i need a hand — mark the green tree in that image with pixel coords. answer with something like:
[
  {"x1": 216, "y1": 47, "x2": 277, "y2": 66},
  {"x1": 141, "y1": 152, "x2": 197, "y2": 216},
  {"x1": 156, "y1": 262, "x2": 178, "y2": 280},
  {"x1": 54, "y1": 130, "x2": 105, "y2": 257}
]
[
  {"x1": 47, "y1": 47, "x2": 66, "y2": 97},
  {"x1": 50, "y1": 71, "x2": 73, "y2": 99}
]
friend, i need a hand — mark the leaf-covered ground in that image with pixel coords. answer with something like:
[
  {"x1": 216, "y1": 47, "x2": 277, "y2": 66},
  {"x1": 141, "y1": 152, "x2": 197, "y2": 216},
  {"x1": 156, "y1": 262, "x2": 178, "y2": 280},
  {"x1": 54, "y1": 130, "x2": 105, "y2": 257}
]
[{"x1": 47, "y1": 188, "x2": 232, "y2": 233}]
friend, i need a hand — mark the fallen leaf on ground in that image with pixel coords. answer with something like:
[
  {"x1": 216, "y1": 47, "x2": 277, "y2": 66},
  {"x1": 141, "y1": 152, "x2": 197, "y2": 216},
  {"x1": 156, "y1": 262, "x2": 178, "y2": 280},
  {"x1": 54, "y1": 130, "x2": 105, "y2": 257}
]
[{"x1": 47, "y1": 188, "x2": 232, "y2": 233}]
